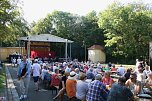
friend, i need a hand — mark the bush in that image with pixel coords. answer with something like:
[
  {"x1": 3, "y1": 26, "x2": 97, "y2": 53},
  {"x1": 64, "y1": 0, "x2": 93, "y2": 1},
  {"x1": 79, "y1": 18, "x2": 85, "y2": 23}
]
[{"x1": 0, "y1": 64, "x2": 5, "y2": 92}]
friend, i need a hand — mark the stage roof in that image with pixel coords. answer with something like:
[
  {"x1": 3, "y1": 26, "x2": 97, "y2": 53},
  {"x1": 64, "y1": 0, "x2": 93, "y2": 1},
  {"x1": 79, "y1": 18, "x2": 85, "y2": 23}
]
[{"x1": 18, "y1": 34, "x2": 73, "y2": 43}]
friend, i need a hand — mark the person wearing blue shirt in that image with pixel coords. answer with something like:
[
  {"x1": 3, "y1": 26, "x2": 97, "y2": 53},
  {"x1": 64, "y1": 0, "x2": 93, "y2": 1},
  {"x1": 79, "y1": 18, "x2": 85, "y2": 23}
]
[
  {"x1": 86, "y1": 74, "x2": 109, "y2": 101},
  {"x1": 17, "y1": 55, "x2": 31, "y2": 100},
  {"x1": 107, "y1": 77, "x2": 134, "y2": 101}
]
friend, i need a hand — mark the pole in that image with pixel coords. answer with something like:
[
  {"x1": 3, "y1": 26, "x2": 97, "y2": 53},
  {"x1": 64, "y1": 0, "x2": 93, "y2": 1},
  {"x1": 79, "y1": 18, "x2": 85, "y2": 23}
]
[
  {"x1": 70, "y1": 43, "x2": 71, "y2": 60},
  {"x1": 18, "y1": 40, "x2": 20, "y2": 55},
  {"x1": 85, "y1": 44, "x2": 86, "y2": 62},
  {"x1": 27, "y1": 36, "x2": 30, "y2": 61},
  {"x1": 65, "y1": 39, "x2": 68, "y2": 62},
  {"x1": 83, "y1": 40, "x2": 86, "y2": 62}
]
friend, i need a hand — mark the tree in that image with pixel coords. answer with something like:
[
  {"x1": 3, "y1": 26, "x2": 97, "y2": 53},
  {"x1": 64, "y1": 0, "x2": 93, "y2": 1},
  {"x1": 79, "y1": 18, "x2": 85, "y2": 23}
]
[
  {"x1": 83, "y1": 11, "x2": 104, "y2": 47},
  {"x1": 98, "y1": 2, "x2": 152, "y2": 63},
  {"x1": 0, "y1": 0, "x2": 29, "y2": 46},
  {"x1": 30, "y1": 10, "x2": 104, "y2": 61}
]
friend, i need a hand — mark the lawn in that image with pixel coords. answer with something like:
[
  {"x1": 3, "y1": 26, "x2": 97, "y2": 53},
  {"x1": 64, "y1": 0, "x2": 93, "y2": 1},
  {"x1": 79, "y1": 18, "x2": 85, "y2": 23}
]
[
  {"x1": 115, "y1": 64, "x2": 135, "y2": 70},
  {"x1": 102, "y1": 64, "x2": 135, "y2": 70}
]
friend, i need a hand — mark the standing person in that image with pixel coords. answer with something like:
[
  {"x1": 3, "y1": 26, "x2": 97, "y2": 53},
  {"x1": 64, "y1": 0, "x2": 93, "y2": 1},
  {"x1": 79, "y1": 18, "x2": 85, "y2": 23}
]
[
  {"x1": 107, "y1": 77, "x2": 134, "y2": 101},
  {"x1": 17, "y1": 57, "x2": 22, "y2": 67},
  {"x1": 32, "y1": 59, "x2": 41, "y2": 91},
  {"x1": 86, "y1": 74, "x2": 109, "y2": 101},
  {"x1": 12, "y1": 58, "x2": 16, "y2": 67},
  {"x1": 17, "y1": 55, "x2": 31, "y2": 100}
]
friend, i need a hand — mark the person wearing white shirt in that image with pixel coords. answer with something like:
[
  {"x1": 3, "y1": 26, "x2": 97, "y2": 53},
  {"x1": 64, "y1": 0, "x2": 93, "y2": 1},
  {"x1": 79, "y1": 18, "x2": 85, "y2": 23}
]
[
  {"x1": 17, "y1": 57, "x2": 22, "y2": 66},
  {"x1": 41, "y1": 66, "x2": 49, "y2": 80},
  {"x1": 32, "y1": 59, "x2": 41, "y2": 91},
  {"x1": 135, "y1": 59, "x2": 141, "y2": 72},
  {"x1": 53, "y1": 63, "x2": 59, "y2": 72},
  {"x1": 12, "y1": 58, "x2": 16, "y2": 67},
  {"x1": 143, "y1": 65, "x2": 151, "y2": 78}
]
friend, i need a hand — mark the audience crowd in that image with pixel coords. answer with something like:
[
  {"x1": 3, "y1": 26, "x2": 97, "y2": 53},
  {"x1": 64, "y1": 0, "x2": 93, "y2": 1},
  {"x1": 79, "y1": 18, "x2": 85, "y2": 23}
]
[{"x1": 18, "y1": 57, "x2": 152, "y2": 101}]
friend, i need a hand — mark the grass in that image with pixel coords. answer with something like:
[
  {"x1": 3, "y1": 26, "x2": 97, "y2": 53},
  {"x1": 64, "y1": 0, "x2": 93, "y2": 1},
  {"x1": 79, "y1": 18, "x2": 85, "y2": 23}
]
[
  {"x1": 0, "y1": 64, "x2": 6, "y2": 92},
  {"x1": 115, "y1": 64, "x2": 135, "y2": 70},
  {"x1": 102, "y1": 64, "x2": 135, "y2": 70}
]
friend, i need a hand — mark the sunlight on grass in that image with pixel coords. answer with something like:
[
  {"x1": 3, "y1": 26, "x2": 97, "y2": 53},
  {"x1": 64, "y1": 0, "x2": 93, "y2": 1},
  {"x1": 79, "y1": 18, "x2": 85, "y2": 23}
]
[{"x1": 0, "y1": 65, "x2": 5, "y2": 92}]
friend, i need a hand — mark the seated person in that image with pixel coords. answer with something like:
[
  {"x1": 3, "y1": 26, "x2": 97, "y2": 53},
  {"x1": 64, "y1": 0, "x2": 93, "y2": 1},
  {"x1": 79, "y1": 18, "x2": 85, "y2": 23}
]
[
  {"x1": 102, "y1": 71, "x2": 114, "y2": 87},
  {"x1": 107, "y1": 77, "x2": 134, "y2": 101},
  {"x1": 110, "y1": 64, "x2": 117, "y2": 72},
  {"x1": 124, "y1": 69, "x2": 131, "y2": 81},
  {"x1": 66, "y1": 71, "x2": 77, "y2": 99},
  {"x1": 125, "y1": 73, "x2": 142, "y2": 95},
  {"x1": 86, "y1": 68, "x2": 95, "y2": 81},
  {"x1": 136, "y1": 67, "x2": 146, "y2": 82},
  {"x1": 103, "y1": 65, "x2": 110, "y2": 72},
  {"x1": 86, "y1": 74, "x2": 109, "y2": 101},
  {"x1": 145, "y1": 72, "x2": 152, "y2": 89},
  {"x1": 50, "y1": 69, "x2": 61, "y2": 87},
  {"x1": 143, "y1": 65, "x2": 151, "y2": 79},
  {"x1": 53, "y1": 72, "x2": 70, "y2": 101},
  {"x1": 76, "y1": 73, "x2": 88, "y2": 101},
  {"x1": 117, "y1": 65, "x2": 125, "y2": 76}
]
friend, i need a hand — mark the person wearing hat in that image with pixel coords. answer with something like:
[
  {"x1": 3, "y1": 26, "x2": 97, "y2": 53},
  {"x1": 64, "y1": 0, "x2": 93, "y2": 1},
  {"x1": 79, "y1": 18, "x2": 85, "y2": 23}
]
[
  {"x1": 32, "y1": 59, "x2": 41, "y2": 91},
  {"x1": 76, "y1": 73, "x2": 88, "y2": 101},
  {"x1": 66, "y1": 71, "x2": 77, "y2": 99}
]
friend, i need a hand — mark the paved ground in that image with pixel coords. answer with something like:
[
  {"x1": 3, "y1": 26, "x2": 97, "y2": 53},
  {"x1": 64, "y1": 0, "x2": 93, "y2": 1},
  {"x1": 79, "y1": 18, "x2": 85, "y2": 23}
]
[{"x1": 8, "y1": 66, "x2": 69, "y2": 101}]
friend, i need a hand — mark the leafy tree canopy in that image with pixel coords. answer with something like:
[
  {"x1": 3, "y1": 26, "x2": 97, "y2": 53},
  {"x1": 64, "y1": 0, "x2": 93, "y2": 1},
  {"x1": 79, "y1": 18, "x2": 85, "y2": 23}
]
[
  {"x1": 30, "y1": 10, "x2": 104, "y2": 60},
  {"x1": 98, "y1": 2, "x2": 152, "y2": 59},
  {"x1": 0, "y1": 0, "x2": 29, "y2": 46}
]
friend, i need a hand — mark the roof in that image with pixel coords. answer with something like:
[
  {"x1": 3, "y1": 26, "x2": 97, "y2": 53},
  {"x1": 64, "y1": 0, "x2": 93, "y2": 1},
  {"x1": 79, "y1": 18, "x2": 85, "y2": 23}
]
[
  {"x1": 18, "y1": 34, "x2": 73, "y2": 43},
  {"x1": 88, "y1": 45, "x2": 104, "y2": 51}
]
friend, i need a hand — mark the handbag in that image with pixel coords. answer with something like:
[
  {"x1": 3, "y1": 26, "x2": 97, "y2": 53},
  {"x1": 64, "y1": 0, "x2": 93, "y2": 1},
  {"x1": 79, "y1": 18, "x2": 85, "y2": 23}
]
[{"x1": 21, "y1": 64, "x2": 27, "y2": 77}]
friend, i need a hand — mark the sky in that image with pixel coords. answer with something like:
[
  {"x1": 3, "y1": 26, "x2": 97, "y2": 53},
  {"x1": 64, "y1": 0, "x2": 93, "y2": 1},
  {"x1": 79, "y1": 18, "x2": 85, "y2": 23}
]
[{"x1": 21, "y1": 0, "x2": 152, "y2": 23}]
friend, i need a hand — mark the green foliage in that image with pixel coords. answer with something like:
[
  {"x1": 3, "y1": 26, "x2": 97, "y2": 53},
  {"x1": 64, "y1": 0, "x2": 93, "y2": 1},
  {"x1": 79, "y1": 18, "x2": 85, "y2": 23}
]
[
  {"x1": 0, "y1": 65, "x2": 5, "y2": 91},
  {"x1": 0, "y1": 0, "x2": 29, "y2": 46},
  {"x1": 98, "y1": 2, "x2": 152, "y2": 61},
  {"x1": 30, "y1": 10, "x2": 104, "y2": 60}
]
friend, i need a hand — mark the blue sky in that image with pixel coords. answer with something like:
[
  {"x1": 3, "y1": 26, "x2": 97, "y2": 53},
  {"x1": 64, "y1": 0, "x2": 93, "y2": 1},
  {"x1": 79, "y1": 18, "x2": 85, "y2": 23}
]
[{"x1": 21, "y1": 0, "x2": 152, "y2": 23}]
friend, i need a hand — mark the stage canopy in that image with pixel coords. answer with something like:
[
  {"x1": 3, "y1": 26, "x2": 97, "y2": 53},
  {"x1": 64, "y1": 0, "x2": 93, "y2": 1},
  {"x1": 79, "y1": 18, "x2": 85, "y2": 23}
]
[
  {"x1": 18, "y1": 34, "x2": 73, "y2": 43},
  {"x1": 18, "y1": 34, "x2": 73, "y2": 62}
]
